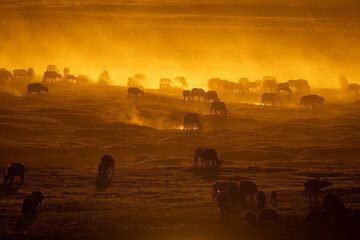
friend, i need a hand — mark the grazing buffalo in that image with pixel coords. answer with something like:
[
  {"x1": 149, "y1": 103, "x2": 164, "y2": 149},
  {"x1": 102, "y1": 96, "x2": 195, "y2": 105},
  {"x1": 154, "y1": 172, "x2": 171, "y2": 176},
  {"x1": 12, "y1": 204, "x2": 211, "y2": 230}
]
[
  {"x1": 270, "y1": 191, "x2": 278, "y2": 207},
  {"x1": 239, "y1": 181, "x2": 257, "y2": 201},
  {"x1": 65, "y1": 74, "x2": 77, "y2": 83},
  {"x1": 31, "y1": 191, "x2": 43, "y2": 212},
  {"x1": 98, "y1": 154, "x2": 115, "y2": 174},
  {"x1": 183, "y1": 90, "x2": 191, "y2": 102},
  {"x1": 301, "y1": 210, "x2": 327, "y2": 232},
  {"x1": 277, "y1": 82, "x2": 292, "y2": 95},
  {"x1": 256, "y1": 190, "x2": 267, "y2": 209},
  {"x1": 193, "y1": 147, "x2": 205, "y2": 166},
  {"x1": 128, "y1": 87, "x2": 144, "y2": 98},
  {"x1": 216, "y1": 191, "x2": 230, "y2": 217},
  {"x1": 43, "y1": 71, "x2": 61, "y2": 82},
  {"x1": 201, "y1": 148, "x2": 220, "y2": 167},
  {"x1": 22, "y1": 195, "x2": 38, "y2": 218},
  {"x1": 262, "y1": 79, "x2": 277, "y2": 93},
  {"x1": 300, "y1": 95, "x2": 324, "y2": 108},
  {"x1": 3, "y1": 163, "x2": 25, "y2": 184},
  {"x1": 304, "y1": 179, "x2": 332, "y2": 201},
  {"x1": 257, "y1": 209, "x2": 278, "y2": 226},
  {"x1": 27, "y1": 83, "x2": 48, "y2": 96},
  {"x1": 204, "y1": 91, "x2": 218, "y2": 103},
  {"x1": 210, "y1": 101, "x2": 227, "y2": 116},
  {"x1": 244, "y1": 211, "x2": 257, "y2": 228},
  {"x1": 183, "y1": 113, "x2": 202, "y2": 131},
  {"x1": 261, "y1": 93, "x2": 280, "y2": 106},
  {"x1": 348, "y1": 83, "x2": 360, "y2": 95},
  {"x1": 191, "y1": 88, "x2": 206, "y2": 102}
]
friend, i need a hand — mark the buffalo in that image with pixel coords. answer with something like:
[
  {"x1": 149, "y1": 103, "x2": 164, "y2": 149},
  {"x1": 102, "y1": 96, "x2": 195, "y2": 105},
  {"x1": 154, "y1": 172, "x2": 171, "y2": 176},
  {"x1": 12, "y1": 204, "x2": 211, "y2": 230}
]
[
  {"x1": 183, "y1": 113, "x2": 202, "y2": 131},
  {"x1": 27, "y1": 83, "x2": 48, "y2": 96}
]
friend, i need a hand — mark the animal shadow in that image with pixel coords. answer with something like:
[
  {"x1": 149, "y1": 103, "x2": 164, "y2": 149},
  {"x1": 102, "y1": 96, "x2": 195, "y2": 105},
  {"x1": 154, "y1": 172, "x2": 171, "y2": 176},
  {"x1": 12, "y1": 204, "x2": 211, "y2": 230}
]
[
  {"x1": 189, "y1": 166, "x2": 221, "y2": 181},
  {"x1": 0, "y1": 183, "x2": 21, "y2": 196},
  {"x1": 14, "y1": 217, "x2": 33, "y2": 233},
  {"x1": 95, "y1": 173, "x2": 112, "y2": 191}
]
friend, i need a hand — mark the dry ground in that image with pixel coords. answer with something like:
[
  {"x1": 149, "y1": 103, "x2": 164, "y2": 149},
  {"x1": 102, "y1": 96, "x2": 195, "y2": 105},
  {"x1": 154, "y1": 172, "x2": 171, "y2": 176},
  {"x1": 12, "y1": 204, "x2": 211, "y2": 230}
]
[{"x1": 0, "y1": 84, "x2": 360, "y2": 239}]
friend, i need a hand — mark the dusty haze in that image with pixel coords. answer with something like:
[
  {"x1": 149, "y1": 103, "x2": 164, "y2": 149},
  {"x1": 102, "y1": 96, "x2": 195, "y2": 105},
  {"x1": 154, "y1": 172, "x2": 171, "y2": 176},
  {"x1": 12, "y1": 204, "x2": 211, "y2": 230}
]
[{"x1": 1, "y1": 0, "x2": 360, "y2": 88}]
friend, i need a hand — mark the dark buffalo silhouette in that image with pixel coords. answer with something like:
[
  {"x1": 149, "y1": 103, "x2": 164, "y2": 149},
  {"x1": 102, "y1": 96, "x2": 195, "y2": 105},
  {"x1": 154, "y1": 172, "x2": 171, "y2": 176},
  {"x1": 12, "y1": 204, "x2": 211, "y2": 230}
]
[
  {"x1": 262, "y1": 79, "x2": 277, "y2": 92},
  {"x1": 98, "y1": 154, "x2": 115, "y2": 174},
  {"x1": 304, "y1": 179, "x2": 332, "y2": 201},
  {"x1": 159, "y1": 78, "x2": 172, "y2": 89},
  {"x1": 216, "y1": 191, "x2": 229, "y2": 217},
  {"x1": 244, "y1": 211, "x2": 257, "y2": 228},
  {"x1": 128, "y1": 87, "x2": 144, "y2": 98},
  {"x1": 183, "y1": 113, "x2": 202, "y2": 131},
  {"x1": 98, "y1": 70, "x2": 111, "y2": 85},
  {"x1": 31, "y1": 191, "x2": 43, "y2": 212},
  {"x1": 22, "y1": 195, "x2": 38, "y2": 218},
  {"x1": 300, "y1": 95, "x2": 324, "y2": 108},
  {"x1": 43, "y1": 71, "x2": 61, "y2": 82},
  {"x1": 323, "y1": 194, "x2": 346, "y2": 218},
  {"x1": 13, "y1": 69, "x2": 29, "y2": 79},
  {"x1": 3, "y1": 163, "x2": 25, "y2": 184},
  {"x1": 210, "y1": 101, "x2": 227, "y2": 116},
  {"x1": 239, "y1": 181, "x2": 257, "y2": 201},
  {"x1": 173, "y1": 76, "x2": 187, "y2": 88},
  {"x1": 193, "y1": 147, "x2": 205, "y2": 167},
  {"x1": 201, "y1": 148, "x2": 220, "y2": 167},
  {"x1": 256, "y1": 190, "x2": 267, "y2": 209},
  {"x1": 65, "y1": 74, "x2": 77, "y2": 83},
  {"x1": 204, "y1": 90, "x2": 218, "y2": 103},
  {"x1": 277, "y1": 82, "x2": 292, "y2": 95},
  {"x1": 295, "y1": 79, "x2": 310, "y2": 92},
  {"x1": 246, "y1": 81, "x2": 261, "y2": 92},
  {"x1": 301, "y1": 210, "x2": 327, "y2": 232},
  {"x1": 212, "y1": 181, "x2": 235, "y2": 201},
  {"x1": 348, "y1": 83, "x2": 360, "y2": 96},
  {"x1": 270, "y1": 191, "x2": 278, "y2": 207},
  {"x1": 27, "y1": 83, "x2": 48, "y2": 96},
  {"x1": 77, "y1": 74, "x2": 91, "y2": 84},
  {"x1": 261, "y1": 93, "x2": 280, "y2": 106},
  {"x1": 183, "y1": 90, "x2": 191, "y2": 102},
  {"x1": 257, "y1": 208, "x2": 278, "y2": 226},
  {"x1": 0, "y1": 70, "x2": 13, "y2": 82},
  {"x1": 191, "y1": 88, "x2": 206, "y2": 102}
]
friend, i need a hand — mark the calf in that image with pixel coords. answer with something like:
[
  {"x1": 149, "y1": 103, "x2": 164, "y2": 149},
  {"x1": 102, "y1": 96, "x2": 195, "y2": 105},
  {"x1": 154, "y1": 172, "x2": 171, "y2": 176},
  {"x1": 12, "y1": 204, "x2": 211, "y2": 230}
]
[
  {"x1": 270, "y1": 191, "x2": 278, "y2": 207},
  {"x1": 256, "y1": 190, "x2": 267, "y2": 209},
  {"x1": 98, "y1": 154, "x2": 115, "y2": 174},
  {"x1": 183, "y1": 90, "x2": 191, "y2": 102},
  {"x1": 31, "y1": 191, "x2": 43, "y2": 212}
]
